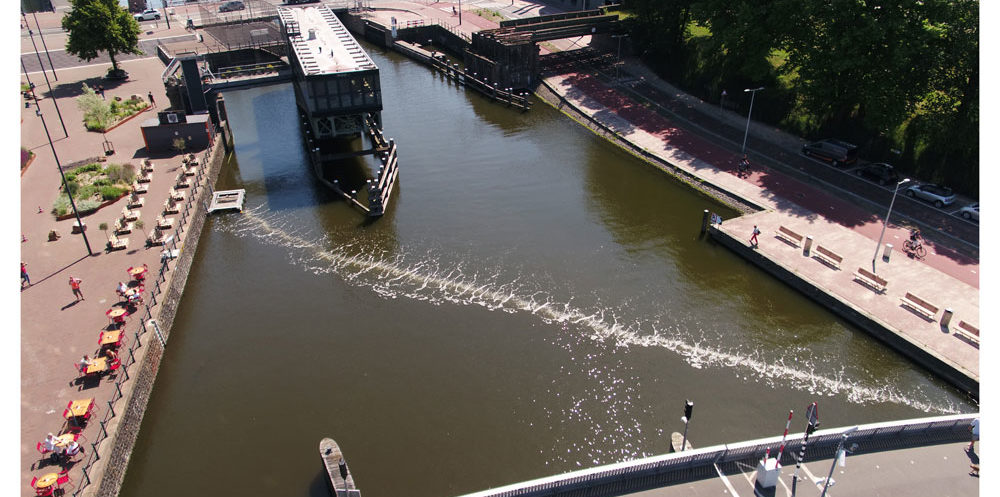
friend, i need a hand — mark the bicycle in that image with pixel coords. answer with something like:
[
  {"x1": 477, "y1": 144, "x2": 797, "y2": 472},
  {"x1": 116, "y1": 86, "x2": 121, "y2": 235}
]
[{"x1": 903, "y1": 239, "x2": 926, "y2": 258}]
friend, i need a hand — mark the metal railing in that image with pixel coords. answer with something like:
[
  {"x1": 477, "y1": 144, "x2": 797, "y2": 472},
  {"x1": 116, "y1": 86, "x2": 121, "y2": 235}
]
[
  {"x1": 71, "y1": 125, "x2": 223, "y2": 496},
  {"x1": 456, "y1": 413, "x2": 977, "y2": 497}
]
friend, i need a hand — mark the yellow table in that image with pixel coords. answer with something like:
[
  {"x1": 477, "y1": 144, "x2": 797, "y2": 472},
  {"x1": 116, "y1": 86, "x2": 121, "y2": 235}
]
[
  {"x1": 34, "y1": 472, "x2": 58, "y2": 489},
  {"x1": 85, "y1": 357, "x2": 108, "y2": 375},
  {"x1": 66, "y1": 398, "x2": 94, "y2": 418},
  {"x1": 107, "y1": 308, "x2": 126, "y2": 319},
  {"x1": 54, "y1": 433, "x2": 76, "y2": 448},
  {"x1": 100, "y1": 329, "x2": 122, "y2": 346}
]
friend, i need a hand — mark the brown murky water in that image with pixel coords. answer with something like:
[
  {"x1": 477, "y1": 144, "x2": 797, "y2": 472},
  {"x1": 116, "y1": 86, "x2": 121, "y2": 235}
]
[{"x1": 120, "y1": 46, "x2": 974, "y2": 497}]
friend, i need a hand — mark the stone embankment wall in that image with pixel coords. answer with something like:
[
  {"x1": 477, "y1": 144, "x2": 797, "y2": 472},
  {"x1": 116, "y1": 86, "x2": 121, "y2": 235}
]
[{"x1": 84, "y1": 122, "x2": 233, "y2": 497}]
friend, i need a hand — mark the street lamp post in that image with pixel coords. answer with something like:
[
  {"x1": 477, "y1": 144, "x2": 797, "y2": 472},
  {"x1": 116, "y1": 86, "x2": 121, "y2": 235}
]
[
  {"x1": 612, "y1": 34, "x2": 628, "y2": 83},
  {"x1": 741, "y1": 86, "x2": 764, "y2": 154},
  {"x1": 23, "y1": 10, "x2": 68, "y2": 138},
  {"x1": 29, "y1": 11, "x2": 58, "y2": 81},
  {"x1": 820, "y1": 427, "x2": 858, "y2": 497},
  {"x1": 35, "y1": 101, "x2": 94, "y2": 257},
  {"x1": 871, "y1": 178, "x2": 910, "y2": 273}
]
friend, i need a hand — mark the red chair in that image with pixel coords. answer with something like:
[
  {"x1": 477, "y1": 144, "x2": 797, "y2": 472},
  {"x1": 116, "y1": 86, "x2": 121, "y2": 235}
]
[
  {"x1": 56, "y1": 469, "x2": 74, "y2": 491},
  {"x1": 29, "y1": 476, "x2": 55, "y2": 496},
  {"x1": 109, "y1": 358, "x2": 122, "y2": 371},
  {"x1": 36, "y1": 442, "x2": 51, "y2": 455}
]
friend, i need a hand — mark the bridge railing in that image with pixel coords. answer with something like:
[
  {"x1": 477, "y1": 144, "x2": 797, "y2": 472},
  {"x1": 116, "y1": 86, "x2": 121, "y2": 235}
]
[{"x1": 455, "y1": 414, "x2": 976, "y2": 497}]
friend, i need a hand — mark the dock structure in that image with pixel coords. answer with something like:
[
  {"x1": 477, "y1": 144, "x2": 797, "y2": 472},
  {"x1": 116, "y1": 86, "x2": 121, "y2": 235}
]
[
  {"x1": 207, "y1": 189, "x2": 246, "y2": 213},
  {"x1": 320, "y1": 438, "x2": 361, "y2": 497},
  {"x1": 280, "y1": 5, "x2": 399, "y2": 216}
]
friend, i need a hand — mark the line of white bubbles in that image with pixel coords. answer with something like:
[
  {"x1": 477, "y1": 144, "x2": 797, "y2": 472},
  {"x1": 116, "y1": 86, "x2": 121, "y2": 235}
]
[{"x1": 218, "y1": 205, "x2": 964, "y2": 415}]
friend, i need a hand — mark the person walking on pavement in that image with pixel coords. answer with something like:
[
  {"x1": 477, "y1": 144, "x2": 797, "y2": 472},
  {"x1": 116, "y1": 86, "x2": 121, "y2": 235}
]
[
  {"x1": 21, "y1": 262, "x2": 30, "y2": 288},
  {"x1": 148, "y1": 91, "x2": 156, "y2": 107},
  {"x1": 97, "y1": 85, "x2": 105, "y2": 99},
  {"x1": 968, "y1": 417, "x2": 979, "y2": 453},
  {"x1": 69, "y1": 276, "x2": 84, "y2": 301},
  {"x1": 749, "y1": 225, "x2": 760, "y2": 247}
]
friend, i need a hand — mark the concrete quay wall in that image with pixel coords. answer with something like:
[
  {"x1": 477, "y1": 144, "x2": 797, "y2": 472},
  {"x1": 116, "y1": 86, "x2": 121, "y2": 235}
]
[{"x1": 83, "y1": 125, "x2": 233, "y2": 497}]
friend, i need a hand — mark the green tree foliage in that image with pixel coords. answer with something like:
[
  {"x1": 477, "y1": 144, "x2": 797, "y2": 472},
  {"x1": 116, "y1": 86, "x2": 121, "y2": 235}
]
[
  {"x1": 76, "y1": 84, "x2": 113, "y2": 131},
  {"x1": 62, "y1": 0, "x2": 142, "y2": 74},
  {"x1": 623, "y1": 0, "x2": 979, "y2": 195}
]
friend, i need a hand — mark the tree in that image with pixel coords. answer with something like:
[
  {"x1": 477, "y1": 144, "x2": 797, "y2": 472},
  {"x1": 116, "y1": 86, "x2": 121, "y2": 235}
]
[{"x1": 62, "y1": 0, "x2": 142, "y2": 76}]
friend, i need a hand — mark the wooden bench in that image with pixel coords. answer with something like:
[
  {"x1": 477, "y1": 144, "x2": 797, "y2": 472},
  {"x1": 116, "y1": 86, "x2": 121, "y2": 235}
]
[
  {"x1": 127, "y1": 194, "x2": 144, "y2": 209},
  {"x1": 156, "y1": 214, "x2": 175, "y2": 230},
  {"x1": 137, "y1": 171, "x2": 152, "y2": 183},
  {"x1": 955, "y1": 320, "x2": 980, "y2": 345},
  {"x1": 852, "y1": 267, "x2": 887, "y2": 293},
  {"x1": 121, "y1": 207, "x2": 140, "y2": 222},
  {"x1": 131, "y1": 181, "x2": 148, "y2": 194},
  {"x1": 164, "y1": 198, "x2": 180, "y2": 215},
  {"x1": 175, "y1": 172, "x2": 191, "y2": 188},
  {"x1": 147, "y1": 228, "x2": 168, "y2": 247},
  {"x1": 113, "y1": 218, "x2": 133, "y2": 235},
  {"x1": 107, "y1": 234, "x2": 128, "y2": 251},
  {"x1": 813, "y1": 245, "x2": 843, "y2": 269},
  {"x1": 169, "y1": 188, "x2": 186, "y2": 202},
  {"x1": 775, "y1": 226, "x2": 804, "y2": 247},
  {"x1": 899, "y1": 292, "x2": 938, "y2": 320}
]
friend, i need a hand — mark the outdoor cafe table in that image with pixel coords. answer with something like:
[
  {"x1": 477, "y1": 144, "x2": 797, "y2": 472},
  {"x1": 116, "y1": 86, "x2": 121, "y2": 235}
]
[
  {"x1": 107, "y1": 307, "x2": 127, "y2": 325},
  {"x1": 33, "y1": 472, "x2": 58, "y2": 490},
  {"x1": 128, "y1": 265, "x2": 148, "y2": 281},
  {"x1": 99, "y1": 329, "x2": 123, "y2": 348},
  {"x1": 65, "y1": 398, "x2": 94, "y2": 419},
  {"x1": 84, "y1": 357, "x2": 108, "y2": 375},
  {"x1": 53, "y1": 433, "x2": 76, "y2": 448}
]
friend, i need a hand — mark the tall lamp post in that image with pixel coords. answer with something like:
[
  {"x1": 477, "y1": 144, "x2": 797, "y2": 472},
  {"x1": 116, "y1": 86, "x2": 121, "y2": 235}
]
[
  {"x1": 741, "y1": 86, "x2": 764, "y2": 154},
  {"x1": 34, "y1": 101, "x2": 94, "y2": 256},
  {"x1": 612, "y1": 33, "x2": 628, "y2": 83},
  {"x1": 23, "y1": 9, "x2": 68, "y2": 138},
  {"x1": 871, "y1": 178, "x2": 910, "y2": 273}
]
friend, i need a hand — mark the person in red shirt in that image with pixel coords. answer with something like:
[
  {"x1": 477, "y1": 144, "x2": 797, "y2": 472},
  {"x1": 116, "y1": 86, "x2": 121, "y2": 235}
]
[{"x1": 69, "y1": 276, "x2": 84, "y2": 301}]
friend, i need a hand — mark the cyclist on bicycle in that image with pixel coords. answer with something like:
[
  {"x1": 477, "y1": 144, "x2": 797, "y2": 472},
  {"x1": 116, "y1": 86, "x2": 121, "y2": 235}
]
[
  {"x1": 738, "y1": 154, "x2": 750, "y2": 174},
  {"x1": 909, "y1": 229, "x2": 922, "y2": 245}
]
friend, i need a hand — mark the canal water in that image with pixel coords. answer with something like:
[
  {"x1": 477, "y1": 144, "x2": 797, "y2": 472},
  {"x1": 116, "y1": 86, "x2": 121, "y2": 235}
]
[{"x1": 120, "y1": 45, "x2": 975, "y2": 496}]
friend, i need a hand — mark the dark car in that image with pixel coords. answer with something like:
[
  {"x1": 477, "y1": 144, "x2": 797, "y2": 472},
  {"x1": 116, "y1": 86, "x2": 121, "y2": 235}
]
[
  {"x1": 802, "y1": 138, "x2": 859, "y2": 167},
  {"x1": 219, "y1": 1, "x2": 245, "y2": 12},
  {"x1": 854, "y1": 162, "x2": 899, "y2": 186}
]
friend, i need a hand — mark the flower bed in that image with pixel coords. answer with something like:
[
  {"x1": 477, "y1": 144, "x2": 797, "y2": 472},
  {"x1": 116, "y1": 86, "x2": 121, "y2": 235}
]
[
  {"x1": 77, "y1": 84, "x2": 150, "y2": 133},
  {"x1": 51, "y1": 162, "x2": 137, "y2": 216}
]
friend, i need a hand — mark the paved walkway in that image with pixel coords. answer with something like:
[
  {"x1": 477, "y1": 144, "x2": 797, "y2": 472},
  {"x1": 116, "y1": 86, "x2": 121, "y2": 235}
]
[
  {"x1": 20, "y1": 53, "x2": 204, "y2": 497},
  {"x1": 627, "y1": 442, "x2": 979, "y2": 497},
  {"x1": 541, "y1": 70, "x2": 979, "y2": 384}
]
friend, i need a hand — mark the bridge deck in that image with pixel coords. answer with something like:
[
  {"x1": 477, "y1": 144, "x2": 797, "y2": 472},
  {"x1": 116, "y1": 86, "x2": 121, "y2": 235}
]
[{"x1": 279, "y1": 5, "x2": 376, "y2": 76}]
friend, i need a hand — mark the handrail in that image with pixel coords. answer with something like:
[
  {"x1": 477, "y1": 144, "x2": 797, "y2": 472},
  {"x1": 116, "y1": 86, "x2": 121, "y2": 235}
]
[{"x1": 455, "y1": 413, "x2": 976, "y2": 497}]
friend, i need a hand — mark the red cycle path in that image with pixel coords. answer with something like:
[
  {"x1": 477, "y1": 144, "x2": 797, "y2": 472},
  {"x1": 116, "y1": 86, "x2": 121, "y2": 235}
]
[{"x1": 560, "y1": 72, "x2": 979, "y2": 288}]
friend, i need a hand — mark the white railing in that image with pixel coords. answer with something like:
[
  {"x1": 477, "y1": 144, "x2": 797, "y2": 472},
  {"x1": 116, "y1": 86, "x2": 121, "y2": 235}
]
[{"x1": 457, "y1": 413, "x2": 977, "y2": 497}]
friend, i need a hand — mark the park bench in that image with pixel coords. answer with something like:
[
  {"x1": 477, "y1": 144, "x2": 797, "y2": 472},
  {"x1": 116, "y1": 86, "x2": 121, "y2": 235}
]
[
  {"x1": 813, "y1": 245, "x2": 843, "y2": 269},
  {"x1": 147, "y1": 227, "x2": 168, "y2": 246},
  {"x1": 169, "y1": 188, "x2": 186, "y2": 202},
  {"x1": 131, "y1": 181, "x2": 148, "y2": 194},
  {"x1": 175, "y1": 171, "x2": 191, "y2": 188},
  {"x1": 141, "y1": 159, "x2": 154, "y2": 173},
  {"x1": 899, "y1": 292, "x2": 938, "y2": 320},
  {"x1": 113, "y1": 218, "x2": 133, "y2": 235},
  {"x1": 121, "y1": 207, "x2": 140, "y2": 222},
  {"x1": 955, "y1": 320, "x2": 980, "y2": 345},
  {"x1": 127, "y1": 193, "x2": 144, "y2": 209},
  {"x1": 107, "y1": 234, "x2": 128, "y2": 251},
  {"x1": 155, "y1": 214, "x2": 175, "y2": 230},
  {"x1": 137, "y1": 170, "x2": 152, "y2": 183},
  {"x1": 164, "y1": 198, "x2": 180, "y2": 215},
  {"x1": 852, "y1": 267, "x2": 887, "y2": 293},
  {"x1": 775, "y1": 226, "x2": 804, "y2": 247}
]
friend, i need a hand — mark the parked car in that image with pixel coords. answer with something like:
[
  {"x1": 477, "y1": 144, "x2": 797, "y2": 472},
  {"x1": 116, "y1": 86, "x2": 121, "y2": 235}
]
[
  {"x1": 133, "y1": 9, "x2": 160, "y2": 21},
  {"x1": 219, "y1": 1, "x2": 245, "y2": 12},
  {"x1": 854, "y1": 162, "x2": 899, "y2": 186},
  {"x1": 284, "y1": 0, "x2": 319, "y2": 4},
  {"x1": 801, "y1": 138, "x2": 859, "y2": 167},
  {"x1": 905, "y1": 183, "x2": 956, "y2": 208},
  {"x1": 958, "y1": 202, "x2": 979, "y2": 222}
]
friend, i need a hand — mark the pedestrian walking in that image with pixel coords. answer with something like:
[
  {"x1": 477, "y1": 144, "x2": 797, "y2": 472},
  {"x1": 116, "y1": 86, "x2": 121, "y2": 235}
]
[
  {"x1": 147, "y1": 91, "x2": 156, "y2": 107},
  {"x1": 21, "y1": 262, "x2": 30, "y2": 288},
  {"x1": 97, "y1": 85, "x2": 105, "y2": 99},
  {"x1": 69, "y1": 276, "x2": 84, "y2": 301},
  {"x1": 967, "y1": 417, "x2": 979, "y2": 453},
  {"x1": 749, "y1": 225, "x2": 760, "y2": 247}
]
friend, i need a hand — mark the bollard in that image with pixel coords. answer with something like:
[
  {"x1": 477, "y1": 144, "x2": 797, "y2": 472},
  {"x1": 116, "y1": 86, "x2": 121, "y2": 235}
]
[
  {"x1": 755, "y1": 455, "x2": 781, "y2": 488},
  {"x1": 700, "y1": 210, "x2": 710, "y2": 234},
  {"x1": 941, "y1": 308, "x2": 954, "y2": 328},
  {"x1": 882, "y1": 243, "x2": 893, "y2": 262},
  {"x1": 803, "y1": 235, "x2": 814, "y2": 256}
]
